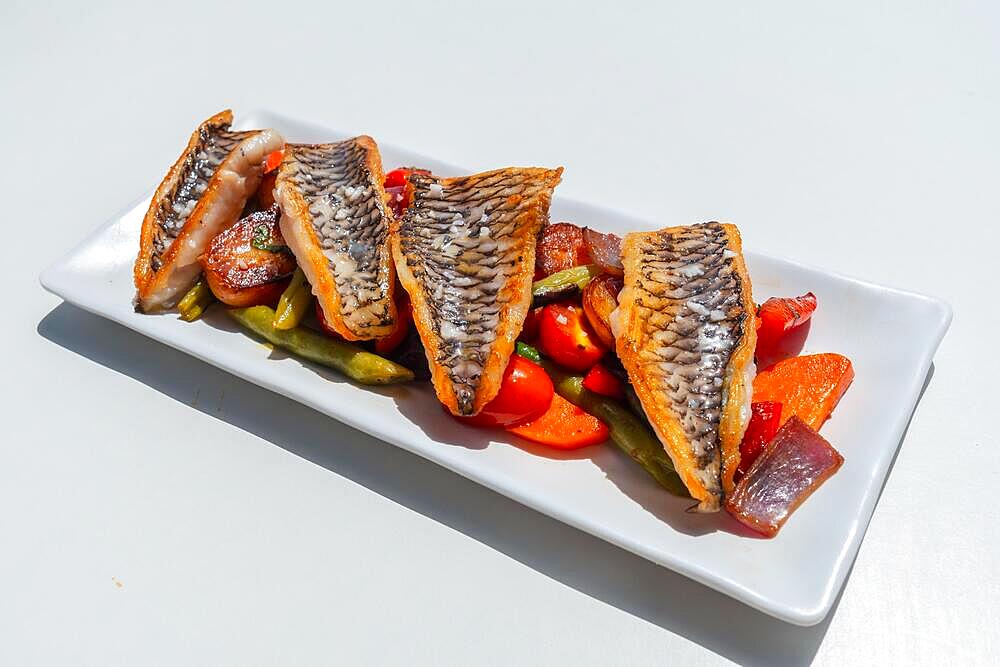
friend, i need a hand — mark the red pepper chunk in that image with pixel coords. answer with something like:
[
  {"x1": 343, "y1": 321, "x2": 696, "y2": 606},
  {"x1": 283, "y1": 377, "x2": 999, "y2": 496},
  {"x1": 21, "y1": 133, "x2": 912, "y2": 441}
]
[
  {"x1": 756, "y1": 292, "x2": 817, "y2": 359},
  {"x1": 263, "y1": 150, "x2": 284, "y2": 174},
  {"x1": 383, "y1": 168, "x2": 432, "y2": 217},
  {"x1": 508, "y1": 393, "x2": 609, "y2": 449},
  {"x1": 737, "y1": 401, "x2": 783, "y2": 479},
  {"x1": 582, "y1": 363, "x2": 625, "y2": 399}
]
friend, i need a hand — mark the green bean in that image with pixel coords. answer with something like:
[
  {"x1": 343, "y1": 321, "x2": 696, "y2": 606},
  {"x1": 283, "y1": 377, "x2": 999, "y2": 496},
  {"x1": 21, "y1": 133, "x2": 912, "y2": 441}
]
[
  {"x1": 228, "y1": 305, "x2": 414, "y2": 385},
  {"x1": 531, "y1": 264, "x2": 601, "y2": 306},
  {"x1": 541, "y1": 361, "x2": 688, "y2": 497},
  {"x1": 273, "y1": 268, "x2": 313, "y2": 330},
  {"x1": 515, "y1": 341, "x2": 542, "y2": 363},
  {"x1": 177, "y1": 279, "x2": 215, "y2": 322}
]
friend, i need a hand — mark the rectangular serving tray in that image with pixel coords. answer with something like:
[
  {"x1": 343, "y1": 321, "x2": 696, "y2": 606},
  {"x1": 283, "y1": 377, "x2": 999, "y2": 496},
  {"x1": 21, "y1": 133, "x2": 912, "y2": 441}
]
[{"x1": 39, "y1": 110, "x2": 951, "y2": 625}]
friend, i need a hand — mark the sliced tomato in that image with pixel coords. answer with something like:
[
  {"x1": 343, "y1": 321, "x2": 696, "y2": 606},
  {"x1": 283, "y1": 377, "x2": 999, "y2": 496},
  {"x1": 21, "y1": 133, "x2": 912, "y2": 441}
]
[
  {"x1": 582, "y1": 363, "x2": 624, "y2": 399},
  {"x1": 756, "y1": 292, "x2": 817, "y2": 360},
  {"x1": 508, "y1": 393, "x2": 609, "y2": 449},
  {"x1": 457, "y1": 356, "x2": 554, "y2": 428},
  {"x1": 736, "y1": 401, "x2": 783, "y2": 479},
  {"x1": 538, "y1": 303, "x2": 607, "y2": 371}
]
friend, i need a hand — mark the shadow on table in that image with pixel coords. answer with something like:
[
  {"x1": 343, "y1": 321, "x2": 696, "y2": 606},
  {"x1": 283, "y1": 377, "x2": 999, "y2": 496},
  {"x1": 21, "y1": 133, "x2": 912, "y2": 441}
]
[{"x1": 37, "y1": 302, "x2": 935, "y2": 666}]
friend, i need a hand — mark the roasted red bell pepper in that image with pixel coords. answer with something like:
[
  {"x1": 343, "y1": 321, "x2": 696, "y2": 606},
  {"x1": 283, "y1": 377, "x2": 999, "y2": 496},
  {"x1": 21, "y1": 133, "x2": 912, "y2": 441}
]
[
  {"x1": 383, "y1": 168, "x2": 432, "y2": 217},
  {"x1": 755, "y1": 292, "x2": 817, "y2": 360},
  {"x1": 508, "y1": 393, "x2": 609, "y2": 449},
  {"x1": 263, "y1": 150, "x2": 284, "y2": 174},
  {"x1": 737, "y1": 401, "x2": 783, "y2": 478},
  {"x1": 374, "y1": 296, "x2": 412, "y2": 356},
  {"x1": 582, "y1": 363, "x2": 625, "y2": 399}
]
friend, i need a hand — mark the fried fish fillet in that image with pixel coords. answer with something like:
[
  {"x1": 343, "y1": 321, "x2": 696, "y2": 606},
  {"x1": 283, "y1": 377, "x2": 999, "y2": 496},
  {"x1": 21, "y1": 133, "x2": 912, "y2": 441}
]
[
  {"x1": 391, "y1": 168, "x2": 562, "y2": 416},
  {"x1": 613, "y1": 223, "x2": 756, "y2": 512},
  {"x1": 134, "y1": 110, "x2": 283, "y2": 312},
  {"x1": 274, "y1": 139, "x2": 397, "y2": 340}
]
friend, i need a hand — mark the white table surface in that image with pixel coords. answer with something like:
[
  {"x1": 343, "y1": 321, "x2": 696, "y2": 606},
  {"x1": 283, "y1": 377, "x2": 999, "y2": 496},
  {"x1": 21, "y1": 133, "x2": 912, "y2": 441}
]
[{"x1": 3, "y1": 2, "x2": 997, "y2": 664}]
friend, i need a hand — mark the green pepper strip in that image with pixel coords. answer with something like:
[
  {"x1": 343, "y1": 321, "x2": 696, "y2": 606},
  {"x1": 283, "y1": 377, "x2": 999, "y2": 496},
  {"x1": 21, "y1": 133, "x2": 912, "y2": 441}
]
[
  {"x1": 540, "y1": 360, "x2": 688, "y2": 497},
  {"x1": 273, "y1": 268, "x2": 313, "y2": 331},
  {"x1": 531, "y1": 264, "x2": 601, "y2": 300},
  {"x1": 228, "y1": 305, "x2": 414, "y2": 385},
  {"x1": 177, "y1": 279, "x2": 215, "y2": 322},
  {"x1": 515, "y1": 341, "x2": 542, "y2": 363}
]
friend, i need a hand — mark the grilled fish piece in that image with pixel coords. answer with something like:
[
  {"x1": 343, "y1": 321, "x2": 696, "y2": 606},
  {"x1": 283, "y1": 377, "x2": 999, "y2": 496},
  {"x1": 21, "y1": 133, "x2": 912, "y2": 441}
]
[
  {"x1": 134, "y1": 110, "x2": 284, "y2": 312},
  {"x1": 392, "y1": 167, "x2": 563, "y2": 416},
  {"x1": 613, "y1": 223, "x2": 756, "y2": 512},
  {"x1": 274, "y1": 139, "x2": 396, "y2": 340}
]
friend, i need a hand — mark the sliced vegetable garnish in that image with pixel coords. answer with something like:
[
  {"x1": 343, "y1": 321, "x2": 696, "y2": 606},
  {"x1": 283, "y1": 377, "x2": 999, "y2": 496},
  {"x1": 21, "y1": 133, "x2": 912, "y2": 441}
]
[
  {"x1": 456, "y1": 356, "x2": 554, "y2": 428},
  {"x1": 726, "y1": 416, "x2": 843, "y2": 537},
  {"x1": 177, "y1": 279, "x2": 215, "y2": 322},
  {"x1": 581, "y1": 273, "x2": 622, "y2": 348},
  {"x1": 273, "y1": 268, "x2": 313, "y2": 331},
  {"x1": 375, "y1": 296, "x2": 412, "y2": 356},
  {"x1": 508, "y1": 393, "x2": 610, "y2": 449},
  {"x1": 536, "y1": 222, "x2": 591, "y2": 277},
  {"x1": 515, "y1": 341, "x2": 542, "y2": 363},
  {"x1": 737, "y1": 401, "x2": 783, "y2": 478},
  {"x1": 227, "y1": 305, "x2": 414, "y2": 385},
  {"x1": 531, "y1": 264, "x2": 601, "y2": 306},
  {"x1": 384, "y1": 167, "x2": 431, "y2": 217},
  {"x1": 582, "y1": 227, "x2": 623, "y2": 276},
  {"x1": 582, "y1": 363, "x2": 624, "y2": 399},
  {"x1": 542, "y1": 362, "x2": 687, "y2": 496},
  {"x1": 519, "y1": 305, "x2": 544, "y2": 342},
  {"x1": 538, "y1": 302, "x2": 607, "y2": 371},
  {"x1": 251, "y1": 222, "x2": 292, "y2": 254},
  {"x1": 756, "y1": 292, "x2": 817, "y2": 359},
  {"x1": 263, "y1": 150, "x2": 284, "y2": 174},
  {"x1": 753, "y1": 353, "x2": 854, "y2": 431}
]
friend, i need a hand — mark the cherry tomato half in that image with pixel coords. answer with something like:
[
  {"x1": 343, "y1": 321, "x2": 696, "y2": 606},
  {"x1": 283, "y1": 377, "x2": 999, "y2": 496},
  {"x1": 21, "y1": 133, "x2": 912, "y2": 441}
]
[
  {"x1": 538, "y1": 303, "x2": 607, "y2": 371},
  {"x1": 457, "y1": 356, "x2": 554, "y2": 428}
]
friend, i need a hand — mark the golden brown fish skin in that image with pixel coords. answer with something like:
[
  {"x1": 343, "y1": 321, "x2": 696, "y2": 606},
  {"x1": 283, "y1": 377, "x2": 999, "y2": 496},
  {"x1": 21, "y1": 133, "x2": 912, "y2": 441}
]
[
  {"x1": 134, "y1": 110, "x2": 284, "y2": 312},
  {"x1": 615, "y1": 222, "x2": 756, "y2": 512},
  {"x1": 391, "y1": 167, "x2": 563, "y2": 416},
  {"x1": 274, "y1": 138, "x2": 396, "y2": 341}
]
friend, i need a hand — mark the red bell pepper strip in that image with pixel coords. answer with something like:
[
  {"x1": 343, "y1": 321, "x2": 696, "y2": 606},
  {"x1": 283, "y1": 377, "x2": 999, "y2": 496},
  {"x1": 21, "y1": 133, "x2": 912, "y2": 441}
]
[
  {"x1": 508, "y1": 393, "x2": 609, "y2": 449},
  {"x1": 755, "y1": 292, "x2": 817, "y2": 359},
  {"x1": 736, "y1": 401, "x2": 783, "y2": 479},
  {"x1": 582, "y1": 363, "x2": 625, "y2": 400},
  {"x1": 263, "y1": 150, "x2": 284, "y2": 174},
  {"x1": 374, "y1": 296, "x2": 412, "y2": 356}
]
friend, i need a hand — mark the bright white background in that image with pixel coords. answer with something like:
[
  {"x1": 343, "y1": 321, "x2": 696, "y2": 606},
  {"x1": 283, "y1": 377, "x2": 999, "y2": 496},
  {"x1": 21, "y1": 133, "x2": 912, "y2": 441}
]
[{"x1": 3, "y1": 1, "x2": 997, "y2": 664}]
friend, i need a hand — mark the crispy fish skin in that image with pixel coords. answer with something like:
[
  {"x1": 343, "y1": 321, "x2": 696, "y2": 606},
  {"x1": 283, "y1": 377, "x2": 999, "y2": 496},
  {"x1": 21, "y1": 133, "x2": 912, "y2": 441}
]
[
  {"x1": 134, "y1": 110, "x2": 283, "y2": 312},
  {"x1": 274, "y1": 138, "x2": 397, "y2": 341},
  {"x1": 614, "y1": 223, "x2": 756, "y2": 512},
  {"x1": 392, "y1": 167, "x2": 563, "y2": 416}
]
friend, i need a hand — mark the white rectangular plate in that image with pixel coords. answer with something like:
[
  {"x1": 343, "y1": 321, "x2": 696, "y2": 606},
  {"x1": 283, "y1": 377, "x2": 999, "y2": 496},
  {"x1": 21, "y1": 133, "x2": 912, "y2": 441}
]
[{"x1": 39, "y1": 111, "x2": 951, "y2": 626}]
